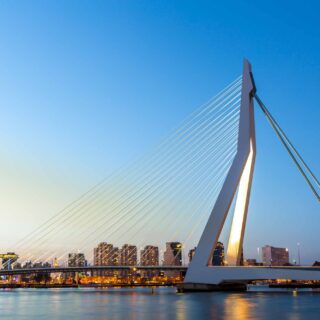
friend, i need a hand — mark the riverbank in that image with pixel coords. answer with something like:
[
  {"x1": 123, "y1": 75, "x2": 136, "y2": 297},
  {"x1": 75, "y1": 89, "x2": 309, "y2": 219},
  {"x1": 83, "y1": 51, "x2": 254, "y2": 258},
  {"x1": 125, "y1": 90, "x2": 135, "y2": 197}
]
[{"x1": 0, "y1": 282, "x2": 179, "y2": 289}]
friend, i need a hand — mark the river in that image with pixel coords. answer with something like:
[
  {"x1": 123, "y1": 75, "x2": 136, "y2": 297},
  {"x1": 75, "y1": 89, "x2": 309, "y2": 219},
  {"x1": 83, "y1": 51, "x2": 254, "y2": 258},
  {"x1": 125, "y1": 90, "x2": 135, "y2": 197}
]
[{"x1": 1, "y1": 287, "x2": 320, "y2": 319}]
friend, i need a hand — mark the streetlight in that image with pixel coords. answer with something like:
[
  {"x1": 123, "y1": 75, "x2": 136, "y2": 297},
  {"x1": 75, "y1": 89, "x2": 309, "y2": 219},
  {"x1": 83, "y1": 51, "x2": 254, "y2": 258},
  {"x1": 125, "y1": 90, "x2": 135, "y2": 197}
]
[{"x1": 297, "y1": 243, "x2": 301, "y2": 266}]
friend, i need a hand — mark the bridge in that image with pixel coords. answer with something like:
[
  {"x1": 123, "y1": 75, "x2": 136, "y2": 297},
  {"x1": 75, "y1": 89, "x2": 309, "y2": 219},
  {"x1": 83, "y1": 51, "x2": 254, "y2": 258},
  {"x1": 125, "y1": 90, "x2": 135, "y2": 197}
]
[
  {"x1": 182, "y1": 59, "x2": 320, "y2": 291},
  {"x1": 2, "y1": 59, "x2": 319, "y2": 291},
  {"x1": 0, "y1": 265, "x2": 187, "y2": 276}
]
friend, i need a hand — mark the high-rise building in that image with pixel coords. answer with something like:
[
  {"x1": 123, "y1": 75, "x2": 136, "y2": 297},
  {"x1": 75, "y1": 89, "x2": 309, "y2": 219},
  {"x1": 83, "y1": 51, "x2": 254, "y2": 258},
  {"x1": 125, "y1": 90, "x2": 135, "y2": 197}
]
[
  {"x1": 188, "y1": 243, "x2": 224, "y2": 265},
  {"x1": 163, "y1": 242, "x2": 182, "y2": 266},
  {"x1": 188, "y1": 247, "x2": 196, "y2": 263},
  {"x1": 120, "y1": 244, "x2": 137, "y2": 266},
  {"x1": 112, "y1": 247, "x2": 120, "y2": 266},
  {"x1": 94, "y1": 242, "x2": 119, "y2": 266},
  {"x1": 212, "y1": 241, "x2": 225, "y2": 266},
  {"x1": 262, "y1": 245, "x2": 289, "y2": 266},
  {"x1": 140, "y1": 245, "x2": 159, "y2": 266},
  {"x1": 68, "y1": 253, "x2": 87, "y2": 267}
]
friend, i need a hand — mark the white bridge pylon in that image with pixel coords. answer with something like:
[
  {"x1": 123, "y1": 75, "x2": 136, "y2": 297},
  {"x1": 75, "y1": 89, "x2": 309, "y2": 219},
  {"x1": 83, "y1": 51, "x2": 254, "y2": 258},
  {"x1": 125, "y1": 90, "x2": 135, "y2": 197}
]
[{"x1": 184, "y1": 59, "x2": 320, "y2": 287}]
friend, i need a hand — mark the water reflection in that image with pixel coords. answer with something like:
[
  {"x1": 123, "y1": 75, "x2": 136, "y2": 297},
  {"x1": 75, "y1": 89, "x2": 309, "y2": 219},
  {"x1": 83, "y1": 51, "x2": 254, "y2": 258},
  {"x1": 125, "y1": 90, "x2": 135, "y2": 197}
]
[
  {"x1": 175, "y1": 299, "x2": 186, "y2": 320},
  {"x1": 223, "y1": 294, "x2": 255, "y2": 320},
  {"x1": 0, "y1": 288, "x2": 320, "y2": 320}
]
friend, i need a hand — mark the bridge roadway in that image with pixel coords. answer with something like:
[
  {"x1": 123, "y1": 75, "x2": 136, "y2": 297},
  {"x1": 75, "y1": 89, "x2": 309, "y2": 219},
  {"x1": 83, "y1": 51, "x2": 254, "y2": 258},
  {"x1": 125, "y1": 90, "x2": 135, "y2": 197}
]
[
  {"x1": 0, "y1": 265, "x2": 188, "y2": 276},
  {"x1": 2, "y1": 265, "x2": 320, "y2": 278}
]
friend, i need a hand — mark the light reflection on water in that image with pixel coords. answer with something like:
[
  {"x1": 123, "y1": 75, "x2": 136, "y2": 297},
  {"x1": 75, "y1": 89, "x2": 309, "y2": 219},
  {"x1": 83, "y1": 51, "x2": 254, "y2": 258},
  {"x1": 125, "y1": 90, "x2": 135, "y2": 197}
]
[
  {"x1": 223, "y1": 294, "x2": 255, "y2": 319},
  {"x1": 0, "y1": 287, "x2": 320, "y2": 320}
]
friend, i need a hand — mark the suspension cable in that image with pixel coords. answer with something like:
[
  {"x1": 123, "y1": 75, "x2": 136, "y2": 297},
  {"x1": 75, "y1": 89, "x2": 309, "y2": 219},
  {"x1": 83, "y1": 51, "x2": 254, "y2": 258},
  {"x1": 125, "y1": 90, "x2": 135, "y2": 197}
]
[{"x1": 254, "y1": 94, "x2": 320, "y2": 202}]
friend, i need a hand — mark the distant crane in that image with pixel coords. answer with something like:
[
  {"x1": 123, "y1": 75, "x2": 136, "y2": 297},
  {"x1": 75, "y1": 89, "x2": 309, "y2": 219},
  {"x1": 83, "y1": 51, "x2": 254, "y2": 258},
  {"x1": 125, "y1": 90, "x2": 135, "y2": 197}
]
[{"x1": 0, "y1": 253, "x2": 19, "y2": 270}]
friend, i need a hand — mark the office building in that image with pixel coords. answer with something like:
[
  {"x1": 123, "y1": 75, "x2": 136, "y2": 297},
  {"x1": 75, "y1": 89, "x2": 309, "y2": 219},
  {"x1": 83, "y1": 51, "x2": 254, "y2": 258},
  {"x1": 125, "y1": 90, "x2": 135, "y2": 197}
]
[
  {"x1": 68, "y1": 253, "x2": 87, "y2": 267},
  {"x1": 262, "y1": 245, "x2": 289, "y2": 266},
  {"x1": 94, "y1": 242, "x2": 119, "y2": 266},
  {"x1": 140, "y1": 245, "x2": 159, "y2": 266},
  {"x1": 163, "y1": 242, "x2": 182, "y2": 266},
  {"x1": 188, "y1": 243, "x2": 224, "y2": 265},
  {"x1": 212, "y1": 241, "x2": 224, "y2": 266},
  {"x1": 120, "y1": 244, "x2": 137, "y2": 266}
]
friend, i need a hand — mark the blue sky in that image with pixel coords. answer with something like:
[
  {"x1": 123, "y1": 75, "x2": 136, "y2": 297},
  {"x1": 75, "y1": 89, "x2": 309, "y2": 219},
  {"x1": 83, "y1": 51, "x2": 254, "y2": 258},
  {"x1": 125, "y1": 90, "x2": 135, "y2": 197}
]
[{"x1": 0, "y1": 1, "x2": 319, "y2": 263}]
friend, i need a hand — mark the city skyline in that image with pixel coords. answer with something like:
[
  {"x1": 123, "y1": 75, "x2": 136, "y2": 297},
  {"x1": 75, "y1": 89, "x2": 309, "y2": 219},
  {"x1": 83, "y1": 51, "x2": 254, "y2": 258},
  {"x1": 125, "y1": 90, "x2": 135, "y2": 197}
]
[
  {"x1": 0, "y1": 2, "x2": 319, "y2": 318},
  {"x1": 1, "y1": 240, "x2": 310, "y2": 269}
]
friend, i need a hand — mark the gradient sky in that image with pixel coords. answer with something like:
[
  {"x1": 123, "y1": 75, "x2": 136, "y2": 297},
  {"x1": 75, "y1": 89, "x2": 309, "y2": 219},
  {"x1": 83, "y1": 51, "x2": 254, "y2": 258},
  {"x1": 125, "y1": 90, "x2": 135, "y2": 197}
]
[{"x1": 0, "y1": 1, "x2": 319, "y2": 264}]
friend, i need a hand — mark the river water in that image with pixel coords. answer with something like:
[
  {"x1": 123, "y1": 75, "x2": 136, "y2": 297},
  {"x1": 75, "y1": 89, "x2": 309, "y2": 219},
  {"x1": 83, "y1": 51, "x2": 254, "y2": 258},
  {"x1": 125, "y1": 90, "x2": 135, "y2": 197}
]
[{"x1": 1, "y1": 287, "x2": 320, "y2": 319}]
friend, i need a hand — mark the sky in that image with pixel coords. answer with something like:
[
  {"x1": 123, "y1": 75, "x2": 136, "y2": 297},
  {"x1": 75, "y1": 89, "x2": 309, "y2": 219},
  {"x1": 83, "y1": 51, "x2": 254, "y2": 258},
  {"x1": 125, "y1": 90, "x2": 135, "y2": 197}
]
[{"x1": 0, "y1": 0, "x2": 319, "y2": 264}]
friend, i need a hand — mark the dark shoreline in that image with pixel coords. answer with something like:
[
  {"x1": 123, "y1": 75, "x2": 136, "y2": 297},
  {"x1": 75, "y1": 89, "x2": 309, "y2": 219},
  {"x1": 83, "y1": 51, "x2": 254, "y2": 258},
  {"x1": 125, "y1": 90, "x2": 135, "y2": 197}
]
[{"x1": 0, "y1": 283, "x2": 178, "y2": 289}]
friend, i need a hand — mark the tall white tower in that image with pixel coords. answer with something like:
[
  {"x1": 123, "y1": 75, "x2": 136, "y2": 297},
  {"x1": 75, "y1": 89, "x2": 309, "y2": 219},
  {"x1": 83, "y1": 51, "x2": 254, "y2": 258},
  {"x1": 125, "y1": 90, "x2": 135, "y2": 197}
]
[{"x1": 184, "y1": 59, "x2": 256, "y2": 286}]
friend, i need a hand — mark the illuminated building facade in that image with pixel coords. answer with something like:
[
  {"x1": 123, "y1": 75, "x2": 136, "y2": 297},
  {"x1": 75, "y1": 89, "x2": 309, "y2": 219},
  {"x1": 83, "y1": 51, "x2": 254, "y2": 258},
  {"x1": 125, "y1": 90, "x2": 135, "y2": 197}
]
[
  {"x1": 188, "y1": 243, "x2": 224, "y2": 265},
  {"x1": 67, "y1": 253, "x2": 87, "y2": 267},
  {"x1": 163, "y1": 242, "x2": 182, "y2": 266},
  {"x1": 212, "y1": 241, "x2": 225, "y2": 266},
  {"x1": 120, "y1": 244, "x2": 137, "y2": 266},
  {"x1": 262, "y1": 245, "x2": 289, "y2": 266},
  {"x1": 94, "y1": 242, "x2": 119, "y2": 266},
  {"x1": 140, "y1": 245, "x2": 159, "y2": 266}
]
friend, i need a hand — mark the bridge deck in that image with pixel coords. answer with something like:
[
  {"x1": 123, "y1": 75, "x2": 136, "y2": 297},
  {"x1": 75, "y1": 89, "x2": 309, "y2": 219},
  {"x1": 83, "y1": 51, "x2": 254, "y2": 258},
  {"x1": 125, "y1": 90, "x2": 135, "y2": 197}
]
[
  {"x1": 0, "y1": 265, "x2": 188, "y2": 276},
  {"x1": 2, "y1": 266, "x2": 320, "y2": 277}
]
